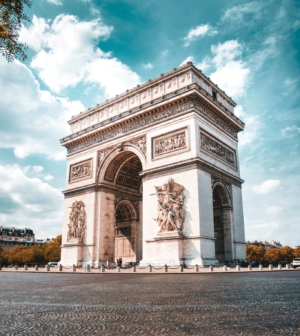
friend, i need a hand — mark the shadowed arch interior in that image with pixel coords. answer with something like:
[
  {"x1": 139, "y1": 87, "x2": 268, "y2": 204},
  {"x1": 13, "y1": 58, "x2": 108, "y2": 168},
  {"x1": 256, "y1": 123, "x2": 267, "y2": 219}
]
[{"x1": 104, "y1": 151, "x2": 142, "y2": 190}]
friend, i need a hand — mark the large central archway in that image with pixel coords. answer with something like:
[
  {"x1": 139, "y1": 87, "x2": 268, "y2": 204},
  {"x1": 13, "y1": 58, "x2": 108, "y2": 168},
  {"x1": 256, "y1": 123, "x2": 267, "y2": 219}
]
[
  {"x1": 99, "y1": 148, "x2": 144, "y2": 264},
  {"x1": 212, "y1": 182, "x2": 233, "y2": 263}
]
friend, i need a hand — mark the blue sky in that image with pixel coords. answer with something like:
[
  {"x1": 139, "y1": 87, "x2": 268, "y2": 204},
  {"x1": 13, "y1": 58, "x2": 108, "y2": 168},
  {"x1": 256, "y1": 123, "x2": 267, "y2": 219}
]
[{"x1": 0, "y1": 0, "x2": 299, "y2": 246}]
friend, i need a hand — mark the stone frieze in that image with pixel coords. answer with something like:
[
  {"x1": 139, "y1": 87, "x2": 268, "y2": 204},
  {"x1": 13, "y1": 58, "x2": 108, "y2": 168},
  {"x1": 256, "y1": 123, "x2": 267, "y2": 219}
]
[
  {"x1": 69, "y1": 159, "x2": 92, "y2": 183},
  {"x1": 200, "y1": 131, "x2": 236, "y2": 169}
]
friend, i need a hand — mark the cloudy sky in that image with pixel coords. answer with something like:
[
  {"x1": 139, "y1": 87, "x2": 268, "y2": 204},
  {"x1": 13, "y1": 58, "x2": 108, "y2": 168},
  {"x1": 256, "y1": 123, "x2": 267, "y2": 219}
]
[{"x1": 0, "y1": 0, "x2": 299, "y2": 246}]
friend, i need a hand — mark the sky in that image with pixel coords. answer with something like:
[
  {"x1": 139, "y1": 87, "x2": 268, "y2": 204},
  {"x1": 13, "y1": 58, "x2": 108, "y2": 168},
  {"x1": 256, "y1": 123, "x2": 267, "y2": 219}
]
[{"x1": 0, "y1": 0, "x2": 299, "y2": 246}]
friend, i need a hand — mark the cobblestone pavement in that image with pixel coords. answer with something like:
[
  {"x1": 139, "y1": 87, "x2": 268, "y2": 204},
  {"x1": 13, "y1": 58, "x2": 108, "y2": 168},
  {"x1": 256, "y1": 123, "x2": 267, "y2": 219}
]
[{"x1": 0, "y1": 272, "x2": 299, "y2": 335}]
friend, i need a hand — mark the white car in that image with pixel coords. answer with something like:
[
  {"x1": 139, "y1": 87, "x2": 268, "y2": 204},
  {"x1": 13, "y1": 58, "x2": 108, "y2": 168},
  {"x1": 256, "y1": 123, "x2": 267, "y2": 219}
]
[{"x1": 291, "y1": 258, "x2": 300, "y2": 269}]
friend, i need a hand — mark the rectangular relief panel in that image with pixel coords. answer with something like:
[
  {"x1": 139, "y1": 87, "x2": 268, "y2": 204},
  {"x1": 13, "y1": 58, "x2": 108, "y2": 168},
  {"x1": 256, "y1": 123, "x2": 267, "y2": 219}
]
[
  {"x1": 200, "y1": 129, "x2": 236, "y2": 169},
  {"x1": 152, "y1": 127, "x2": 189, "y2": 160},
  {"x1": 69, "y1": 158, "x2": 93, "y2": 183}
]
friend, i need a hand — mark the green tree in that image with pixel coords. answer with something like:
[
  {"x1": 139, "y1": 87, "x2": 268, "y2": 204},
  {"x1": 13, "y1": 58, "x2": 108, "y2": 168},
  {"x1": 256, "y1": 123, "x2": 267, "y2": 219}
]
[
  {"x1": 0, "y1": 0, "x2": 32, "y2": 62},
  {"x1": 246, "y1": 245, "x2": 265, "y2": 263},
  {"x1": 44, "y1": 235, "x2": 62, "y2": 262}
]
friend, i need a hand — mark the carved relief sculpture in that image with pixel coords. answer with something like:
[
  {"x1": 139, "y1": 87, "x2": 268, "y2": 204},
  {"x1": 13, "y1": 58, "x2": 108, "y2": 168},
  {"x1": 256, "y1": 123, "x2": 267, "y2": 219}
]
[
  {"x1": 67, "y1": 201, "x2": 86, "y2": 242},
  {"x1": 69, "y1": 159, "x2": 92, "y2": 182},
  {"x1": 154, "y1": 178, "x2": 186, "y2": 233},
  {"x1": 152, "y1": 128, "x2": 189, "y2": 160},
  {"x1": 131, "y1": 136, "x2": 146, "y2": 158},
  {"x1": 200, "y1": 131, "x2": 236, "y2": 168}
]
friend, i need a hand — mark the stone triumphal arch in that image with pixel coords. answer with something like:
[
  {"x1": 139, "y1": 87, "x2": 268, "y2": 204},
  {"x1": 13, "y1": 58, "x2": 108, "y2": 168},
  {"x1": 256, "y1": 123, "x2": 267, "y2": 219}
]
[{"x1": 60, "y1": 62, "x2": 246, "y2": 266}]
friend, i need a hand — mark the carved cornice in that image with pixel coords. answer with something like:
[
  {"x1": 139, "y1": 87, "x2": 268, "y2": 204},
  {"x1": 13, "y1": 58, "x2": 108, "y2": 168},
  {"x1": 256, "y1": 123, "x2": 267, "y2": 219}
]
[
  {"x1": 68, "y1": 62, "x2": 236, "y2": 125},
  {"x1": 141, "y1": 157, "x2": 244, "y2": 187}
]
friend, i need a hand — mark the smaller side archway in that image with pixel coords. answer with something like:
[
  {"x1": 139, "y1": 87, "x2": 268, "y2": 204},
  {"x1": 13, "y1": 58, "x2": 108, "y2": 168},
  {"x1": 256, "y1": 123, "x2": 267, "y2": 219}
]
[{"x1": 212, "y1": 182, "x2": 233, "y2": 263}]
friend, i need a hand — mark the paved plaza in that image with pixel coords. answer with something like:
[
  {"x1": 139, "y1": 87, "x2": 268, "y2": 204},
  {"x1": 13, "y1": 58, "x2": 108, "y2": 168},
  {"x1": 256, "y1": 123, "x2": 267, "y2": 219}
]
[{"x1": 0, "y1": 271, "x2": 299, "y2": 335}]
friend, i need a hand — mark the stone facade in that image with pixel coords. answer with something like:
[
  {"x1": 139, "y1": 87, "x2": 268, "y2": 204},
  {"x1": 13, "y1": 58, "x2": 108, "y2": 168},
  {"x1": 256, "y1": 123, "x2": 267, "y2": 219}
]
[{"x1": 60, "y1": 62, "x2": 246, "y2": 266}]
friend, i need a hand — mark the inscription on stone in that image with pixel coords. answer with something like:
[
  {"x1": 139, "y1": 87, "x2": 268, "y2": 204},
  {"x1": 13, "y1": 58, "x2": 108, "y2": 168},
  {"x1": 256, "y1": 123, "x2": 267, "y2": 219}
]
[
  {"x1": 152, "y1": 128, "x2": 189, "y2": 160},
  {"x1": 200, "y1": 131, "x2": 236, "y2": 168},
  {"x1": 69, "y1": 159, "x2": 92, "y2": 183}
]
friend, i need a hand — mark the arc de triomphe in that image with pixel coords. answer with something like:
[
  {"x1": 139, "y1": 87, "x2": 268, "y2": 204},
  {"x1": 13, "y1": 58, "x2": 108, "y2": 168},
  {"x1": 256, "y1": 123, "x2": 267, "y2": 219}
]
[{"x1": 60, "y1": 62, "x2": 246, "y2": 267}]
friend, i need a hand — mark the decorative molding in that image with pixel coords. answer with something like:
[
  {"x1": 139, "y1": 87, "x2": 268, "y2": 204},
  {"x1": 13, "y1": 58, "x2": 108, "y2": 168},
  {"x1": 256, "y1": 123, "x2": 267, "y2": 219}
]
[
  {"x1": 154, "y1": 178, "x2": 186, "y2": 233},
  {"x1": 200, "y1": 130, "x2": 236, "y2": 169},
  {"x1": 69, "y1": 159, "x2": 93, "y2": 183},
  {"x1": 67, "y1": 201, "x2": 86, "y2": 242},
  {"x1": 195, "y1": 102, "x2": 237, "y2": 138},
  {"x1": 152, "y1": 127, "x2": 189, "y2": 160},
  {"x1": 66, "y1": 101, "x2": 193, "y2": 155},
  {"x1": 130, "y1": 136, "x2": 146, "y2": 158}
]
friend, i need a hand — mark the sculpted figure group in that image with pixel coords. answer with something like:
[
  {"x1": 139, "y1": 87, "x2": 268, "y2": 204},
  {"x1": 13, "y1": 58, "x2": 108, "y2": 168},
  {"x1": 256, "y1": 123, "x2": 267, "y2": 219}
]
[
  {"x1": 154, "y1": 178, "x2": 186, "y2": 233},
  {"x1": 67, "y1": 201, "x2": 86, "y2": 241},
  {"x1": 155, "y1": 133, "x2": 186, "y2": 156}
]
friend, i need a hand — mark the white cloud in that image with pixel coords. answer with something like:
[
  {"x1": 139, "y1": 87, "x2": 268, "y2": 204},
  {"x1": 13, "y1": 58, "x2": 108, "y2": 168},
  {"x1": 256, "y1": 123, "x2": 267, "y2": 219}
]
[
  {"x1": 239, "y1": 114, "x2": 263, "y2": 146},
  {"x1": 222, "y1": 2, "x2": 263, "y2": 26},
  {"x1": 267, "y1": 206, "x2": 283, "y2": 214},
  {"x1": 46, "y1": 0, "x2": 62, "y2": 5},
  {"x1": 44, "y1": 175, "x2": 54, "y2": 181},
  {"x1": 184, "y1": 24, "x2": 217, "y2": 47},
  {"x1": 0, "y1": 164, "x2": 62, "y2": 237},
  {"x1": 142, "y1": 63, "x2": 153, "y2": 69},
  {"x1": 252, "y1": 180, "x2": 281, "y2": 195},
  {"x1": 19, "y1": 14, "x2": 140, "y2": 98},
  {"x1": 0, "y1": 58, "x2": 84, "y2": 159},
  {"x1": 209, "y1": 40, "x2": 250, "y2": 98},
  {"x1": 281, "y1": 125, "x2": 300, "y2": 138}
]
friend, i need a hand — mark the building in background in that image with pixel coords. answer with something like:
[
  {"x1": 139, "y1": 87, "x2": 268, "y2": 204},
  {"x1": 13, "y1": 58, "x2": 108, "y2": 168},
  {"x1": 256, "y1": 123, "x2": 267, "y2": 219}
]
[
  {"x1": 0, "y1": 226, "x2": 50, "y2": 251},
  {"x1": 246, "y1": 240, "x2": 282, "y2": 250}
]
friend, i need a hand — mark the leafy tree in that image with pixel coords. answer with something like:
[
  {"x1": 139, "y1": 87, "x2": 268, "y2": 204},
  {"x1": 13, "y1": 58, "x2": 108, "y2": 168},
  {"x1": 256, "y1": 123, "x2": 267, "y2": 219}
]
[
  {"x1": 0, "y1": 0, "x2": 32, "y2": 62},
  {"x1": 264, "y1": 248, "x2": 282, "y2": 264},
  {"x1": 280, "y1": 246, "x2": 294, "y2": 263},
  {"x1": 3, "y1": 245, "x2": 29, "y2": 264},
  {"x1": 246, "y1": 245, "x2": 265, "y2": 263},
  {"x1": 294, "y1": 246, "x2": 300, "y2": 258},
  {"x1": 30, "y1": 244, "x2": 45, "y2": 264},
  {"x1": 44, "y1": 235, "x2": 62, "y2": 262}
]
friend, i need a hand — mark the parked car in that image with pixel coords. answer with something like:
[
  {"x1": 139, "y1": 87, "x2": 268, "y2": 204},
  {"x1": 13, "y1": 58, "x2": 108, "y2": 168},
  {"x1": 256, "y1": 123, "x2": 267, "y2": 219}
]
[
  {"x1": 291, "y1": 258, "x2": 300, "y2": 269},
  {"x1": 47, "y1": 262, "x2": 58, "y2": 267}
]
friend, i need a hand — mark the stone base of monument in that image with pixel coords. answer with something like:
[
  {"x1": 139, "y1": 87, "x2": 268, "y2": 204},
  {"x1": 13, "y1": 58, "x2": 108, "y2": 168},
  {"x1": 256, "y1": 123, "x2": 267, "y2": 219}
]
[{"x1": 61, "y1": 238, "x2": 83, "y2": 267}]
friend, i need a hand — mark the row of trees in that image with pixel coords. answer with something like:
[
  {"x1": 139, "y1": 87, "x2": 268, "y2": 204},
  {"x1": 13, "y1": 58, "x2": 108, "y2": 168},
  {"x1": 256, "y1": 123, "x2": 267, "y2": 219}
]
[
  {"x1": 0, "y1": 235, "x2": 61, "y2": 266},
  {"x1": 246, "y1": 245, "x2": 300, "y2": 264}
]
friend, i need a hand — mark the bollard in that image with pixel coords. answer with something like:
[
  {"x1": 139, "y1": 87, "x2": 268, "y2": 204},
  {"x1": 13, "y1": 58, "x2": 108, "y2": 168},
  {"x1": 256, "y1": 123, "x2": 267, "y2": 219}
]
[
  {"x1": 132, "y1": 265, "x2": 136, "y2": 273},
  {"x1": 223, "y1": 265, "x2": 227, "y2": 271},
  {"x1": 47, "y1": 265, "x2": 50, "y2": 271},
  {"x1": 248, "y1": 265, "x2": 252, "y2": 271},
  {"x1": 0, "y1": 263, "x2": 2, "y2": 271},
  {"x1": 148, "y1": 264, "x2": 152, "y2": 273},
  {"x1": 116, "y1": 266, "x2": 120, "y2": 272},
  {"x1": 259, "y1": 265, "x2": 263, "y2": 270},
  {"x1": 165, "y1": 265, "x2": 168, "y2": 273},
  {"x1": 73, "y1": 264, "x2": 76, "y2": 272},
  {"x1": 236, "y1": 265, "x2": 240, "y2": 271},
  {"x1": 269, "y1": 264, "x2": 273, "y2": 270},
  {"x1": 86, "y1": 264, "x2": 90, "y2": 272},
  {"x1": 209, "y1": 265, "x2": 214, "y2": 272},
  {"x1": 195, "y1": 264, "x2": 199, "y2": 272},
  {"x1": 15, "y1": 265, "x2": 18, "y2": 270},
  {"x1": 35, "y1": 264, "x2": 38, "y2": 271},
  {"x1": 59, "y1": 264, "x2": 63, "y2": 272},
  {"x1": 286, "y1": 264, "x2": 290, "y2": 269},
  {"x1": 278, "y1": 264, "x2": 282, "y2": 270},
  {"x1": 180, "y1": 265, "x2": 184, "y2": 272},
  {"x1": 24, "y1": 264, "x2": 28, "y2": 271}
]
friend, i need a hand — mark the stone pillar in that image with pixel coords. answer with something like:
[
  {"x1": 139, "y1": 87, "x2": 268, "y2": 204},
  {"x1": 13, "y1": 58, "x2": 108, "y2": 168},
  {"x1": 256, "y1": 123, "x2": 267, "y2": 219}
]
[
  {"x1": 24, "y1": 264, "x2": 28, "y2": 270},
  {"x1": 116, "y1": 266, "x2": 120, "y2": 272},
  {"x1": 248, "y1": 265, "x2": 252, "y2": 270},
  {"x1": 180, "y1": 265, "x2": 184, "y2": 272},
  {"x1": 259, "y1": 265, "x2": 263, "y2": 270},
  {"x1": 269, "y1": 264, "x2": 273, "y2": 270},
  {"x1": 286, "y1": 264, "x2": 290, "y2": 269},
  {"x1": 148, "y1": 265, "x2": 152, "y2": 273},
  {"x1": 15, "y1": 265, "x2": 18, "y2": 270},
  {"x1": 165, "y1": 265, "x2": 168, "y2": 273},
  {"x1": 47, "y1": 265, "x2": 50, "y2": 271},
  {"x1": 132, "y1": 265, "x2": 136, "y2": 272},
  {"x1": 209, "y1": 265, "x2": 214, "y2": 272},
  {"x1": 35, "y1": 264, "x2": 38, "y2": 271},
  {"x1": 236, "y1": 265, "x2": 240, "y2": 271},
  {"x1": 101, "y1": 265, "x2": 105, "y2": 272},
  {"x1": 195, "y1": 264, "x2": 199, "y2": 272},
  {"x1": 278, "y1": 264, "x2": 282, "y2": 270},
  {"x1": 73, "y1": 264, "x2": 76, "y2": 272},
  {"x1": 223, "y1": 265, "x2": 227, "y2": 271}
]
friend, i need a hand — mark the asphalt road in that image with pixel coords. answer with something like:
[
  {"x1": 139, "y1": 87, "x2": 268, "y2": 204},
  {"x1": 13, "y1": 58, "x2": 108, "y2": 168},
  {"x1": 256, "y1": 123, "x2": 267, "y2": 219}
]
[{"x1": 0, "y1": 271, "x2": 299, "y2": 335}]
